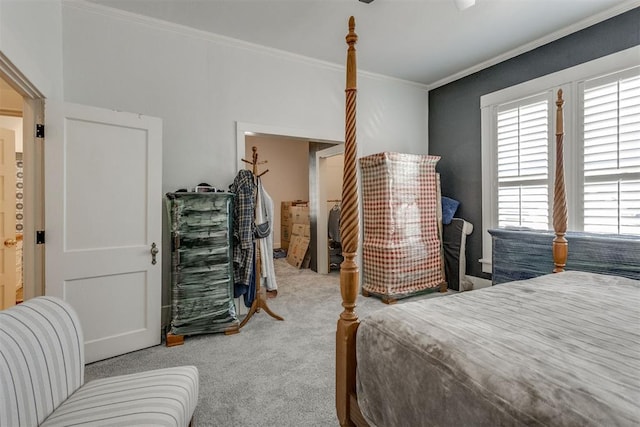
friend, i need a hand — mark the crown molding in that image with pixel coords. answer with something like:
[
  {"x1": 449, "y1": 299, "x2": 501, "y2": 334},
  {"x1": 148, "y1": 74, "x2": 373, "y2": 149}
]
[
  {"x1": 65, "y1": 1, "x2": 428, "y2": 90},
  {"x1": 0, "y1": 51, "x2": 45, "y2": 99},
  {"x1": 427, "y1": 1, "x2": 640, "y2": 90}
]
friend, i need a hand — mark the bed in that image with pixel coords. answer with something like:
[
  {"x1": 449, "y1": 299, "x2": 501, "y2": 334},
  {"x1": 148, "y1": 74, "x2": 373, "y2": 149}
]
[{"x1": 335, "y1": 17, "x2": 640, "y2": 427}]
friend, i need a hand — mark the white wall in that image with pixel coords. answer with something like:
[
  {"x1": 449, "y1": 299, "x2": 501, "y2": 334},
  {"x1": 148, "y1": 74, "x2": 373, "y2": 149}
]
[
  {"x1": 61, "y1": 2, "x2": 429, "y2": 194},
  {"x1": 0, "y1": 0, "x2": 429, "y2": 302},
  {"x1": 0, "y1": 0, "x2": 64, "y2": 300},
  {"x1": 0, "y1": 0, "x2": 64, "y2": 190},
  {"x1": 0, "y1": 0, "x2": 429, "y2": 316},
  {"x1": 0, "y1": 0, "x2": 63, "y2": 101},
  {"x1": 60, "y1": 2, "x2": 429, "y2": 310}
]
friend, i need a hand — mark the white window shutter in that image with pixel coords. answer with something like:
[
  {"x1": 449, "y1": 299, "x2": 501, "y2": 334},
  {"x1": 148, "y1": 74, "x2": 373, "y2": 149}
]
[
  {"x1": 583, "y1": 71, "x2": 640, "y2": 234},
  {"x1": 496, "y1": 96, "x2": 549, "y2": 229}
]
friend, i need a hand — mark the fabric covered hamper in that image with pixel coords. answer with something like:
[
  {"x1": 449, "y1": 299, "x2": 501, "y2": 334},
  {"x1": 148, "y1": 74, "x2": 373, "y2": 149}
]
[{"x1": 359, "y1": 152, "x2": 445, "y2": 302}]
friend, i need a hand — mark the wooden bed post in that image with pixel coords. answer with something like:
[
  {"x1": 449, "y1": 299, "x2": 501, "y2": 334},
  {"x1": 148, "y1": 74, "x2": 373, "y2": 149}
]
[
  {"x1": 336, "y1": 16, "x2": 360, "y2": 427},
  {"x1": 553, "y1": 89, "x2": 568, "y2": 272}
]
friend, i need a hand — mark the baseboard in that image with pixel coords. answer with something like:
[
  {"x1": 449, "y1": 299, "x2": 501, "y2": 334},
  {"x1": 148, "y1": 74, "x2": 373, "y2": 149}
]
[{"x1": 467, "y1": 275, "x2": 492, "y2": 290}]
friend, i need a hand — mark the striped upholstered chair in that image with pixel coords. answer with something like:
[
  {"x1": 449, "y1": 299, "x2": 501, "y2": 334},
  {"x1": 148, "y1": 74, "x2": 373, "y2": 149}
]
[{"x1": 0, "y1": 296, "x2": 198, "y2": 426}]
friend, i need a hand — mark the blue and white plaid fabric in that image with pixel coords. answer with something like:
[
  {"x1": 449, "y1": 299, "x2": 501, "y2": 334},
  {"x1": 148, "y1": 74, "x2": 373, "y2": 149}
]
[{"x1": 230, "y1": 169, "x2": 256, "y2": 287}]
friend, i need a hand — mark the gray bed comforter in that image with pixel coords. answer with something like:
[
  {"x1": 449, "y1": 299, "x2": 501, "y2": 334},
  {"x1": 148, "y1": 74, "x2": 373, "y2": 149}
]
[{"x1": 356, "y1": 271, "x2": 640, "y2": 427}]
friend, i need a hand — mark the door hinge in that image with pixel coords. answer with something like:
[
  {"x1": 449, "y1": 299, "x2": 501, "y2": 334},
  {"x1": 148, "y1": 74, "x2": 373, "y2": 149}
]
[
  {"x1": 36, "y1": 230, "x2": 45, "y2": 244},
  {"x1": 36, "y1": 124, "x2": 45, "y2": 138}
]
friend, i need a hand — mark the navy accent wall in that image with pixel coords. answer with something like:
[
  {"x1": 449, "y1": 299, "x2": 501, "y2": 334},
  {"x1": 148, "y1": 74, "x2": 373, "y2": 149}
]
[{"x1": 429, "y1": 8, "x2": 640, "y2": 279}]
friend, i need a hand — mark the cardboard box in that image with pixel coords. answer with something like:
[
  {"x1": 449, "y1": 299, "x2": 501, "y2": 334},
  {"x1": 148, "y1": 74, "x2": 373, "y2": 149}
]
[
  {"x1": 281, "y1": 200, "x2": 308, "y2": 222},
  {"x1": 286, "y1": 224, "x2": 311, "y2": 268},
  {"x1": 281, "y1": 223, "x2": 292, "y2": 246},
  {"x1": 291, "y1": 223, "x2": 310, "y2": 238},
  {"x1": 286, "y1": 235, "x2": 310, "y2": 268},
  {"x1": 288, "y1": 206, "x2": 310, "y2": 225},
  {"x1": 281, "y1": 201, "x2": 308, "y2": 250}
]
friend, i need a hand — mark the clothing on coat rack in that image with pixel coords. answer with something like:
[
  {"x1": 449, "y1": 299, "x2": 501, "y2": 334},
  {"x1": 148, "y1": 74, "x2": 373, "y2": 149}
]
[
  {"x1": 230, "y1": 169, "x2": 256, "y2": 300},
  {"x1": 328, "y1": 203, "x2": 341, "y2": 244},
  {"x1": 328, "y1": 201, "x2": 343, "y2": 271},
  {"x1": 236, "y1": 146, "x2": 284, "y2": 326},
  {"x1": 242, "y1": 249, "x2": 256, "y2": 307},
  {"x1": 256, "y1": 177, "x2": 278, "y2": 292}
]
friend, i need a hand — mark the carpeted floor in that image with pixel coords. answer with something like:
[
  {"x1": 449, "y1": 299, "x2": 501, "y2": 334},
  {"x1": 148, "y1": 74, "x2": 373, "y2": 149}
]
[{"x1": 85, "y1": 258, "x2": 451, "y2": 426}]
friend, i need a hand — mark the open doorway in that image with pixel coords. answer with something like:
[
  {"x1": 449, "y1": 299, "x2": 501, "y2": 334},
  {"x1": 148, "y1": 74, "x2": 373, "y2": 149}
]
[
  {"x1": 243, "y1": 134, "x2": 311, "y2": 252},
  {"x1": 235, "y1": 122, "x2": 343, "y2": 275},
  {"x1": 316, "y1": 145, "x2": 344, "y2": 275},
  {"x1": 0, "y1": 52, "x2": 45, "y2": 309},
  {"x1": 0, "y1": 79, "x2": 24, "y2": 306}
]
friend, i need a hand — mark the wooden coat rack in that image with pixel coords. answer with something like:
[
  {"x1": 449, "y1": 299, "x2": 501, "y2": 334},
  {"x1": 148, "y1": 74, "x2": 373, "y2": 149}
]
[{"x1": 239, "y1": 146, "x2": 284, "y2": 328}]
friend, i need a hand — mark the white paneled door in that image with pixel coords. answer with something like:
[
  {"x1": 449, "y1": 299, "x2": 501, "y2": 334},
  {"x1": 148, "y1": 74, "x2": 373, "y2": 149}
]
[
  {"x1": 47, "y1": 104, "x2": 162, "y2": 363},
  {"x1": 0, "y1": 127, "x2": 16, "y2": 309}
]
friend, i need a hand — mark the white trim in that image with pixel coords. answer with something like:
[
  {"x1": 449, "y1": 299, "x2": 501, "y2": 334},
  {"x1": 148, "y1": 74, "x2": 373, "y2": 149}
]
[
  {"x1": 478, "y1": 258, "x2": 492, "y2": 274},
  {"x1": 315, "y1": 145, "x2": 345, "y2": 275},
  {"x1": 0, "y1": 54, "x2": 46, "y2": 302},
  {"x1": 481, "y1": 46, "x2": 640, "y2": 107},
  {"x1": 480, "y1": 47, "x2": 640, "y2": 269},
  {"x1": 235, "y1": 122, "x2": 341, "y2": 172},
  {"x1": 428, "y1": 1, "x2": 640, "y2": 90},
  {"x1": 0, "y1": 52, "x2": 44, "y2": 99},
  {"x1": 234, "y1": 122, "x2": 342, "y2": 312},
  {"x1": 563, "y1": 83, "x2": 580, "y2": 231},
  {"x1": 480, "y1": 104, "x2": 496, "y2": 273}
]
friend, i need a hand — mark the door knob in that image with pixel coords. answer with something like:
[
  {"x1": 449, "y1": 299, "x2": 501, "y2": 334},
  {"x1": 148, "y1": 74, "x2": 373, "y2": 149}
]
[
  {"x1": 4, "y1": 238, "x2": 17, "y2": 248},
  {"x1": 150, "y1": 242, "x2": 159, "y2": 265}
]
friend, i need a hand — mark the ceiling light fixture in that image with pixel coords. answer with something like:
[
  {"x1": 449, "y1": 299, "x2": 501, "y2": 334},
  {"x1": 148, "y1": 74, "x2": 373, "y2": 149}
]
[
  {"x1": 359, "y1": 0, "x2": 476, "y2": 10},
  {"x1": 454, "y1": 0, "x2": 476, "y2": 10}
]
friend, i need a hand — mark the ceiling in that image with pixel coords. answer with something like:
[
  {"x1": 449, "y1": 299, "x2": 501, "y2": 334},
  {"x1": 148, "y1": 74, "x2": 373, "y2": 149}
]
[{"x1": 86, "y1": 0, "x2": 639, "y2": 87}]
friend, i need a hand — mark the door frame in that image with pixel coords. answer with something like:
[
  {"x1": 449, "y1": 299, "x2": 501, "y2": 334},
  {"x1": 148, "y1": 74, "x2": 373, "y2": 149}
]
[
  {"x1": 0, "y1": 51, "x2": 45, "y2": 301},
  {"x1": 235, "y1": 122, "x2": 342, "y2": 173},
  {"x1": 315, "y1": 145, "x2": 344, "y2": 274},
  {"x1": 0, "y1": 127, "x2": 17, "y2": 308}
]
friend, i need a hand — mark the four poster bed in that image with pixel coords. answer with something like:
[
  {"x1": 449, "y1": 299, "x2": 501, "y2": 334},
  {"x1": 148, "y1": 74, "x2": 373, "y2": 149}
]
[{"x1": 336, "y1": 17, "x2": 640, "y2": 427}]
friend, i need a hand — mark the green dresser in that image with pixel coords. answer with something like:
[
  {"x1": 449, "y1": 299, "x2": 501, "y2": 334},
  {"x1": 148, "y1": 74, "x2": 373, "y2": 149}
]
[{"x1": 166, "y1": 192, "x2": 239, "y2": 336}]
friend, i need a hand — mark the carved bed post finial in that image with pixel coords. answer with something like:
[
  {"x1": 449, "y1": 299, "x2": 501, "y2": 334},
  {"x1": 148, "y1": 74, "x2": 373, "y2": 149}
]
[
  {"x1": 346, "y1": 16, "x2": 358, "y2": 91},
  {"x1": 337, "y1": 15, "x2": 360, "y2": 427},
  {"x1": 553, "y1": 89, "x2": 568, "y2": 273},
  {"x1": 342, "y1": 15, "x2": 359, "y2": 312}
]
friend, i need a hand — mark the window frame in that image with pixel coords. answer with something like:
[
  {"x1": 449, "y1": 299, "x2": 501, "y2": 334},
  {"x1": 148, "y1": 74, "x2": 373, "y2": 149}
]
[
  {"x1": 577, "y1": 68, "x2": 640, "y2": 234},
  {"x1": 480, "y1": 46, "x2": 640, "y2": 273},
  {"x1": 495, "y1": 92, "x2": 554, "y2": 230}
]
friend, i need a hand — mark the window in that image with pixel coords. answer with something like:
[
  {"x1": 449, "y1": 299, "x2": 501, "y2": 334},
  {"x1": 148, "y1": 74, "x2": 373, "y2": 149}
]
[
  {"x1": 480, "y1": 47, "x2": 640, "y2": 272},
  {"x1": 496, "y1": 95, "x2": 550, "y2": 229},
  {"x1": 581, "y1": 71, "x2": 640, "y2": 235}
]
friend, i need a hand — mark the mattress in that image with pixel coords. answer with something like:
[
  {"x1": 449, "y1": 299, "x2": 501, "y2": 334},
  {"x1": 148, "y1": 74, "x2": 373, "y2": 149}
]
[{"x1": 356, "y1": 271, "x2": 640, "y2": 426}]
